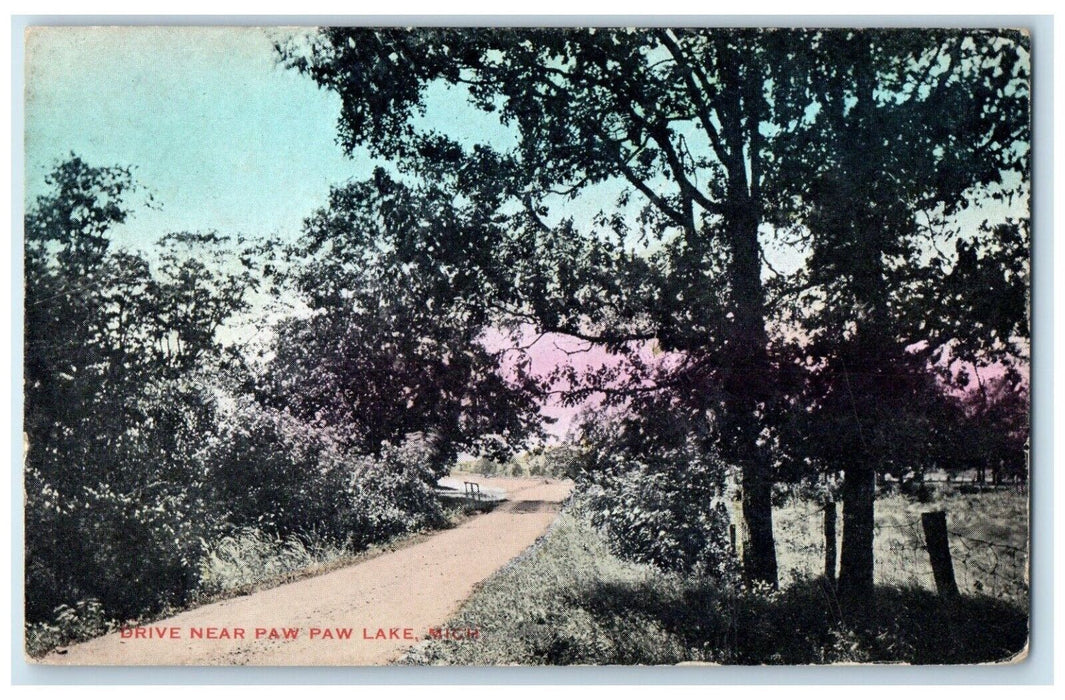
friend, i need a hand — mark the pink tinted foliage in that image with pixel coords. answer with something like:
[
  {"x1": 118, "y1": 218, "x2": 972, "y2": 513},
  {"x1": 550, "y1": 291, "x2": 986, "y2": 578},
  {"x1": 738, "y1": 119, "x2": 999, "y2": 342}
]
[{"x1": 480, "y1": 325, "x2": 684, "y2": 438}]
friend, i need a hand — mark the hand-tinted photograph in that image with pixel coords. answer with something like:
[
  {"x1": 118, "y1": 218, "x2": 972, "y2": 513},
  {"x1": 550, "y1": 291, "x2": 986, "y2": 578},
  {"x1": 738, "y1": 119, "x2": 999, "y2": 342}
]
[{"x1": 23, "y1": 25, "x2": 1030, "y2": 666}]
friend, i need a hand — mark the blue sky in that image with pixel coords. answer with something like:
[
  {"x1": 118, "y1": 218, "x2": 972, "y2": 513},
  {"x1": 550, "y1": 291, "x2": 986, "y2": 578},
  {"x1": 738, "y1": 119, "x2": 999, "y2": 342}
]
[
  {"x1": 25, "y1": 27, "x2": 378, "y2": 250},
  {"x1": 24, "y1": 26, "x2": 533, "y2": 253},
  {"x1": 22, "y1": 26, "x2": 686, "y2": 262}
]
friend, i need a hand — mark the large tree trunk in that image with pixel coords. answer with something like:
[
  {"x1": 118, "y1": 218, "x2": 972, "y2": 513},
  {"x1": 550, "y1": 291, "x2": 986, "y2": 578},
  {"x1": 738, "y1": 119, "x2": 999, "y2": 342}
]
[
  {"x1": 741, "y1": 451, "x2": 778, "y2": 586},
  {"x1": 837, "y1": 463, "x2": 876, "y2": 608},
  {"x1": 836, "y1": 33, "x2": 880, "y2": 611},
  {"x1": 726, "y1": 196, "x2": 778, "y2": 587}
]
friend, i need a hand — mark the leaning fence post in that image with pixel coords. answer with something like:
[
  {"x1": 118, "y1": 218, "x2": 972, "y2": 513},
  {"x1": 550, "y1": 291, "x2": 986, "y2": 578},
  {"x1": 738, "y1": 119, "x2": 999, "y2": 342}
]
[
  {"x1": 921, "y1": 510, "x2": 959, "y2": 596},
  {"x1": 824, "y1": 501, "x2": 838, "y2": 583}
]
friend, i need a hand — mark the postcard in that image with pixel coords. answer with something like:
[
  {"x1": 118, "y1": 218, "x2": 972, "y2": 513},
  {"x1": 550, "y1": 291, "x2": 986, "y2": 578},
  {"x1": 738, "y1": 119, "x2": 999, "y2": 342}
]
[{"x1": 22, "y1": 24, "x2": 1030, "y2": 666}]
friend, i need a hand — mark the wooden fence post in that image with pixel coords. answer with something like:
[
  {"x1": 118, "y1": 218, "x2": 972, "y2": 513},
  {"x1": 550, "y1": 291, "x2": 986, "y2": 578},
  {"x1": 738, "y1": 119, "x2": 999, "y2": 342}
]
[
  {"x1": 824, "y1": 501, "x2": 837, "y2": 583},
  {"x1": 921, "y1": 510, "x2": 958, "y2": 596},
  {"x1": 729, "y1": 524, "x2": 737, "y2": 553}
]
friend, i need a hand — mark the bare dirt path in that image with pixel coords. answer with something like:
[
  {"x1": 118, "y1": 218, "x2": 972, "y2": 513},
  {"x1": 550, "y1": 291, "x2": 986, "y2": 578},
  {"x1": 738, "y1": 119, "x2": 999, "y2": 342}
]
[{"x1": 40, "y1": 475, "x2": 573, "y2": 666}]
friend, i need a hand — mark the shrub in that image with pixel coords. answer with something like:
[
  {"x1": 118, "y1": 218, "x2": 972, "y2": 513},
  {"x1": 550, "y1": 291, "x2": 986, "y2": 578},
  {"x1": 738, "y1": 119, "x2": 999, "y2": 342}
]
[
  {"x1": 25, "y1": 468, "x2": 213, "y2": 623},
  {"x1": 201, "y1": 398, "x2": 355, "y2": 541},
  {"x1": 343, "y1": 433, "x2": 448, "y2": 548},
  {"x1": 25, "y1": 599, "x2": 114, "y2": 658},
  {"x1": 576, "y1": 436, "x2": 735, "y2": 579},
  {"x1": 27, "y1": 394, "x2": 456, "y2": 654}
]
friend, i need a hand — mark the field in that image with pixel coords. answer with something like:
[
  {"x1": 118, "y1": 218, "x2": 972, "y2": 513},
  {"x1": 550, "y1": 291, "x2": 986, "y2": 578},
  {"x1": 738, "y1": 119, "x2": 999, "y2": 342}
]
[
  {"x1": 773, "y1": 487, "x2": 1029, "y2": 604},
  {"x1": 404, "y1": 489, "x2": 1029, "y2": 666}
]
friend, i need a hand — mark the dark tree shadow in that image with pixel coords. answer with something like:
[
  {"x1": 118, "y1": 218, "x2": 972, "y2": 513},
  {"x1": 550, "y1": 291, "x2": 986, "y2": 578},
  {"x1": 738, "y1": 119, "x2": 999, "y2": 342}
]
[{"x1": 571, "y1": 577, "x2": 1027, "y2": 665}]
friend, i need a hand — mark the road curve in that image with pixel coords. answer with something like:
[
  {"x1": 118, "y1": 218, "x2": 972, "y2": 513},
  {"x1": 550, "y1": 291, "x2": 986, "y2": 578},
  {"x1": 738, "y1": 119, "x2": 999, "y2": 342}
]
[{"x1": 38, "y1": 475, "x2": 573, "y2": 666}]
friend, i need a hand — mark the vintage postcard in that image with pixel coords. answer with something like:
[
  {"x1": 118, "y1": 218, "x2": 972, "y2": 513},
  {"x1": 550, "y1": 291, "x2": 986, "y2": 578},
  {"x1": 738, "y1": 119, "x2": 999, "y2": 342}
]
[{"x1": 22, "y1": 24, "x2": 1031, "y2": 667}]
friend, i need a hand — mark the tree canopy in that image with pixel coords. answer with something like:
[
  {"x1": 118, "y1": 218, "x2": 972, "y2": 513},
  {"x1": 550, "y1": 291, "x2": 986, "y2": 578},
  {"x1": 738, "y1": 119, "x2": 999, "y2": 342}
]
[
  {"x1": 279, "y1": 27, "x2": 1030, "y2": 590},
  {"x1": 257, "y1": 171, "x2": 544, "y2": 471}
]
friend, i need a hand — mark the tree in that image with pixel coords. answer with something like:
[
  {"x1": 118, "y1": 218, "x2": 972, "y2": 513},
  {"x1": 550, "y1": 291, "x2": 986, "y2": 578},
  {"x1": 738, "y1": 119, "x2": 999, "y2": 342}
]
[
  {"x1": 280, "y1": 27, "x2": 829, "y2": 585},
  {"x1": 773, "y1": 30, "x2": 1030, "y2": 604},
  {"x1": 959, "y1": 369, "x2": 1029, "y2": 484},
  {"x1": 258, "y1": 173, "x2": 544, "y2": 472},
  {"x1": 279, "y1": 28, "x2": 1030, "y2": 592},
  {"x1": 24, "y1": 156, "x2": 259, "y2": 620}
]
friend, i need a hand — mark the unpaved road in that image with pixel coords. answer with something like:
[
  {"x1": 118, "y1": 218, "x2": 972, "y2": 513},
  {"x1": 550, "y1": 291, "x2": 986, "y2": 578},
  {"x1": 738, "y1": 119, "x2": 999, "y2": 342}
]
[{"x1": 40, "y1": 475, "x2": 572, "y2": 666}]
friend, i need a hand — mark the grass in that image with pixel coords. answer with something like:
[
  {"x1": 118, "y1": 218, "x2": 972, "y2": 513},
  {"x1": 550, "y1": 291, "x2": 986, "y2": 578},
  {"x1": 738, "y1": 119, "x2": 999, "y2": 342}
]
[
  {"x1": 404, "y1": 501, "x2": 1028, "y2": 666},
  {"x1": 193, "y1": 499, "x2": 492, "y2": 603},
  {"x1": 773, "y1": 488, "x2": 1029, "y2": 604},
  {"x1": 402, "y1": 512, "x2": 699, "y2": 666}
]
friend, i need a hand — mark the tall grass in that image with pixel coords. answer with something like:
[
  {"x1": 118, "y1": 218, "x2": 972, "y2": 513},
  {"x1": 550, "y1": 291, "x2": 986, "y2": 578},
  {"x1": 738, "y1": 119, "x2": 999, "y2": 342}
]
[
  {"x1": 196, "y1": 528, "x2": 353, "y2": 596},
  {"x1": 404, "y1": 506, "x2": 1028, "y2": 666},
  {"x1": 774, "y1": 489, "x2": 1028, "y2": 604}
]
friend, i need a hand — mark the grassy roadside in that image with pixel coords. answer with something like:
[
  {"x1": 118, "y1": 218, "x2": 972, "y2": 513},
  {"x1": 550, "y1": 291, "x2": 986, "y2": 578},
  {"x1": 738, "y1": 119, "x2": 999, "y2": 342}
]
[
  {"x1": 403, "y1": 511, "x2": 698, "y2": 665},
  {"x1": 25, "y1": 501, "x2": 491, "y2": 658},
  {"x1": 402, "y1": 508, "x2": 1028, "y2": 666}
]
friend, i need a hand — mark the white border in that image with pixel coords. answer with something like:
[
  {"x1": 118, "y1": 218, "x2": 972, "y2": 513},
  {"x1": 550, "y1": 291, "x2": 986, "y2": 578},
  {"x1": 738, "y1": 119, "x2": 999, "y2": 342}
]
[{"x1": 4, "y1": 8, "x2": 1057, "y2": 688}]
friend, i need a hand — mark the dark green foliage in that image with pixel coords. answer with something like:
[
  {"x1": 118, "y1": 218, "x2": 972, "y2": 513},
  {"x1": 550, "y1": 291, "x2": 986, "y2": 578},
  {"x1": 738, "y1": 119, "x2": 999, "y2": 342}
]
[
  {"x1": 954, "y1": 369, "x2": 1029, "y2": 483},
  {"x1": 566, "y1": 404, "x2": 736, "y2": 577},
  {"x1": 343, "y1": 435, "x2": 449, "y2": 549},
  {"x1": 201, "y1": 399, "x2": 355, "y2": 541},
  {"x1": 577, "y1": 441, "x2": 734, "y2": 578},
  {"x1": 24, "y1": 157, "x2": 462, "y2": 645},
  {"x1": 258, "y1": 173, "x2": 543, "y2": 471},
  {"x1": 23, "y1": 24, "x2": 1033, "y2": 663},
  {"x1": 278, "y1": 27, "x2": 805, "y2": 584},
  {"x1": 767, "y1": 29, "x2": 1030, "y2": 601},
  {"x1": 25, "y1": 468, "x2": 211, "y2": 621},
  {"x1": 24, "y1": 157, "x2": 251, "y2": 623},
  {"x1": 280, "y1": 27, "x2": 1029, "y2": 591}
]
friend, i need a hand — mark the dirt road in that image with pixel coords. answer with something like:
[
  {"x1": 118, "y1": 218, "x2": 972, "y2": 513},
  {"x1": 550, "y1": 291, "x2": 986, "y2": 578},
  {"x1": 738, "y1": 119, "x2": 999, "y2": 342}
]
[{"x1": 40, "y1": 475, "x2": 572, "y2": 666}]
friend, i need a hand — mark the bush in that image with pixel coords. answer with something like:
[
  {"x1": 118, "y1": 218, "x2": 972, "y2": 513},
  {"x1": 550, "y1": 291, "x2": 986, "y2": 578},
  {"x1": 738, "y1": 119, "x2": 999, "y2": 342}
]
[
  {"x1": 576, "y1": 436, "x2": 735, "y2": 579},
  {"x1": 25, "y1": 468, "x2": 213, "y2": 623},
  {"x1": 343, "y1": 433, "x2": 448, "y2": 548},
  {"x1": 25, "y1": 599, "x2": 114, "y2": 658},
  {"x1": 900, "y1": 478, "x2": 935, "y2": 502},
  {"x1": 201, "y1": 398, "x2": 354, "y2": 541},
  {"x1": 26, "y1": 398, "x2": 455, "y2": 654},
  {"x1": 203, "y1": 402, "x2": 447, "y2": 548}
]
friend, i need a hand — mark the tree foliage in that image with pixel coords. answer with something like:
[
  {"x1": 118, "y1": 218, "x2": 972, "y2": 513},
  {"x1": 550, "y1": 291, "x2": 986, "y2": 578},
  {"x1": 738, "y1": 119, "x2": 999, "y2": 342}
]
[
  {"x1": 24, "y1": 157, "x2": 255, "y2": 619},
  {"x1": 279, "y1": 27, "x2": 812, "y2": 583},
  {"x1": 26, "y1": 158, "x2": 423, "y2": 634},
  {"x1": 279, "y1": 27, "x2": 1030, "y2": 593},
  {"x1": 257, "y1": 172, "x2": 544, "y2": 470}
]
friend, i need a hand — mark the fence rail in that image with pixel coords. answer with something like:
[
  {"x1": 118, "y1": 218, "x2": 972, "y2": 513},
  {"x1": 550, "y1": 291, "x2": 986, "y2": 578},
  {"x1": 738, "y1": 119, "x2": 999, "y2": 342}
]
[{"x1": 463, "y1": 481, "x2": 483, "y2": 502}]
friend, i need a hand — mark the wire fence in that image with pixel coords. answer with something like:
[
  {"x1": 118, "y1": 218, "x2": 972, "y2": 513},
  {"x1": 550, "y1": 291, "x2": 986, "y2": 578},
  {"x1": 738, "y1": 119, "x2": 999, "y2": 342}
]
[{"x1": 770, "y1": 493, "x2": 1029, "y2": 604}]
